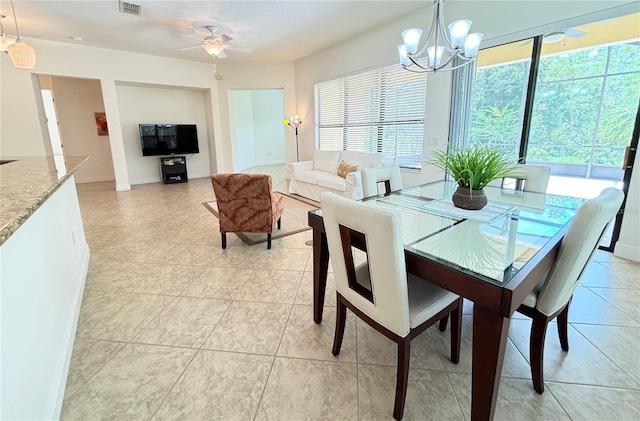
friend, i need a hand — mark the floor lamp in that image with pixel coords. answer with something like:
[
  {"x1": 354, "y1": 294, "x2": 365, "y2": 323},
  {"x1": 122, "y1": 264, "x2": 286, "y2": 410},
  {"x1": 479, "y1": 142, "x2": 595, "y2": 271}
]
[{"x1": 283, "y1": 114, "x2": 302, "y2": 162}]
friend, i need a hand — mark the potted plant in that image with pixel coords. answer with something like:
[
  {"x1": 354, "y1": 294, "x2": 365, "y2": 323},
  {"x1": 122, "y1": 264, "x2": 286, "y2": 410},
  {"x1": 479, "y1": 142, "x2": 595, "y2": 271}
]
[{"x1": 430, "y1": 145, "x2": 519, "y2": 210}]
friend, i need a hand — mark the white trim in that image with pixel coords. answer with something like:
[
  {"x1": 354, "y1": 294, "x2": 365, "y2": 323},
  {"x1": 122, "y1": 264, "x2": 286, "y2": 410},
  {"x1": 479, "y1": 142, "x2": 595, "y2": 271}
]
[
  {"x1": 482, "y1": 3, "x2": 640, "y2": 50},
  {"x1": 613, "y1": 242, "x2": 640, "y2": 262},
  {"x1": 116, "y1": 182, "x2": 132, "y2": 191},
  {"x1": 75, "y1": 175, "x2": 116, "y2": 184}
]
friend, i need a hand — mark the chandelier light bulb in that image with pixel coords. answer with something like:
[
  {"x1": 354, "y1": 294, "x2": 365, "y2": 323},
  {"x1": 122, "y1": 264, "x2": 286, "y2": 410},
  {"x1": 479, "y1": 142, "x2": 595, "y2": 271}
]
[
  {"x1": 448, "y1": 19, "x2": 471, "y2": 48},
  {"x1": 397, "y1": 45, "x2": 410, "y2": 66},
  {"x1": 464, "y1": 33, "x2": 484, "y2": 58},
  {"x1": 427, "y1": 46, "x2": 445, "y2": 67},
  {"x1": 402, "y1": 28, "x2": 422, "y2": 54}
]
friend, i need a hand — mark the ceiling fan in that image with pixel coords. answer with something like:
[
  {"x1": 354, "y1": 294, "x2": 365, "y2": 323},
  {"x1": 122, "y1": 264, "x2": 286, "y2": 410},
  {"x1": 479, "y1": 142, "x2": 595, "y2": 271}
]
[
  {"x1": 180, "y1": 25, "x2": 252, "y2": 58},
  {"x1": 520, "y1": 28, "x2": 587, "y2": 46}
]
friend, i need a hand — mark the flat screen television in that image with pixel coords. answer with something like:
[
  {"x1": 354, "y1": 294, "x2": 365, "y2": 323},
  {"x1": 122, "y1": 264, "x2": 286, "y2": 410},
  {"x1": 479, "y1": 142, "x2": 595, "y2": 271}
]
[{"x1": 139, "y1": 124, "x2": 199, "y2": 156}]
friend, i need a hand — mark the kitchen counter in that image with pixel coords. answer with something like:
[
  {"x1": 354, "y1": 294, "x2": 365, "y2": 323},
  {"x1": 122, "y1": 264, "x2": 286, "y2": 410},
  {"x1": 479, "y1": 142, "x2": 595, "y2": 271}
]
[
  {"x1": 0, "y1": 156, "x2": 88, "y2": 246},
  {"x1": 1, "y1": 155, "x2": 91, "y2": 420}
]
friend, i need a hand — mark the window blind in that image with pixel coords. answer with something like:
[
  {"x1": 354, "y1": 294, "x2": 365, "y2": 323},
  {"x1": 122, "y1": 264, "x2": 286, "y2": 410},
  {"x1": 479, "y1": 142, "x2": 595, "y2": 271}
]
[{"x1": 315, "y1": 61, "x2": 427, "y2": 169}]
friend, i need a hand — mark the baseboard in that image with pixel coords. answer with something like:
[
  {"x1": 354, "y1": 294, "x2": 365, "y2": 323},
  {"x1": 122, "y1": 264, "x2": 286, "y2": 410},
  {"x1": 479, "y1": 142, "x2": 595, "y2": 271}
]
[
  {"x1": 116, "y1": 183, "x2": 132, "y2": 191},
  {"x1": 75, "y1": 175, "x2": 115, "y2": 184},
  {"x1": 130, "y1": 177, "x2": 162, "y2": 186},
  {"x1": 52, "y1": 243, "x2": 90, "y2": 419},
  {"x1": 613, "y1": 242, "x2": 640, "y2": 262}
]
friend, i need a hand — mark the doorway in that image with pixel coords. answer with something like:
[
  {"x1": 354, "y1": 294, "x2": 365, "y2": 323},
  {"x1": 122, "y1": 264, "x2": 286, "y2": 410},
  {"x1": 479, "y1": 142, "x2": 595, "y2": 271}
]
[{"x1": 228, "y1": 89, "x2": 286, "y2": 172}]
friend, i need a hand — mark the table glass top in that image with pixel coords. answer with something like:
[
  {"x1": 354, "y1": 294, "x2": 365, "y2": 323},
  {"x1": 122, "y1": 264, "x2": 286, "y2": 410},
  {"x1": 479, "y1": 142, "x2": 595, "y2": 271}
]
[{"x1": 311, "y1": 180, "x2": 586, "y2": 287}]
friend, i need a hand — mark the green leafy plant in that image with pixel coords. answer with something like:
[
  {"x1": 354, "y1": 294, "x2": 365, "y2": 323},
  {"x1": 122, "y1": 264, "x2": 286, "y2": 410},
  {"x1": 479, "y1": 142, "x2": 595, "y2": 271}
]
[{"x1": 430, "y1": 145, "x2": 519, "y2": 191}]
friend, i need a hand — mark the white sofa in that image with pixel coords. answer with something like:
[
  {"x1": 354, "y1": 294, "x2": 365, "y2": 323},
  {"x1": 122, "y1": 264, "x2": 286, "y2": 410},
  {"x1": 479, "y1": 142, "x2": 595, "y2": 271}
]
[{"x1": 287, "y1": 150, "x2": 384, "y2": 202}]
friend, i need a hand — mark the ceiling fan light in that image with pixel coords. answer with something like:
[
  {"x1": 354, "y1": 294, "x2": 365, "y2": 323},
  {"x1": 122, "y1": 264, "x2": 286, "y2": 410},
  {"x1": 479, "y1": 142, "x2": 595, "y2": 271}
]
[
  {"x1": 543, "y1": 31, "x2": 566, "y2": 44},
  {"x1": 8, "y1": 40, "x2": 36, "y2": 69},
  {"x1": 202, "y1": 43, "x2": 223, "y2": 56}
]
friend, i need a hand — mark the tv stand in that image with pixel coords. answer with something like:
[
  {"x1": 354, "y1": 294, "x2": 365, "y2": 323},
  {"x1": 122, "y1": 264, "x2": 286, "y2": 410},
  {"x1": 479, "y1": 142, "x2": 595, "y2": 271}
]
[{"x1": 160, "y1": 156, "x2": 188, "y2": 184}]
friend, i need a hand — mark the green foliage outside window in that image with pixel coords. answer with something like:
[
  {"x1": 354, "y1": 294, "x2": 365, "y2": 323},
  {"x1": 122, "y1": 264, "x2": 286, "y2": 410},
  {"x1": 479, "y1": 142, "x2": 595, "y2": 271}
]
[{"x1": 469, "y1": 42, "x2": 640, "y2": 167}]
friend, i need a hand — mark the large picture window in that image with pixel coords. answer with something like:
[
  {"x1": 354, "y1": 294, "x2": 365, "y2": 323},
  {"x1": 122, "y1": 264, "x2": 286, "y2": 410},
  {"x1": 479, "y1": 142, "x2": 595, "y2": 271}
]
[{"x1": 315, "y1": 62, "x2": 427, "y2": 169}]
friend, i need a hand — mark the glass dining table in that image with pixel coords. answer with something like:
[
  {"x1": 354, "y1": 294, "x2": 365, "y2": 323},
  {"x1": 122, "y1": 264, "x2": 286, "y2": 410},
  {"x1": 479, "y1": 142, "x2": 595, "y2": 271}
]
[{"x1": 307, "y1": 180, "x2": 585, "y2": 421}]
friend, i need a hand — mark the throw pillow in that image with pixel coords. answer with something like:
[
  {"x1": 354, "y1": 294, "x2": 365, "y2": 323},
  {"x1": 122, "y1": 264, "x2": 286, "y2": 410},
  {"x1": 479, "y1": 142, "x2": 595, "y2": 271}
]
[{"x1": 336, "y1": 160, "x2": 358, "y2": 178}]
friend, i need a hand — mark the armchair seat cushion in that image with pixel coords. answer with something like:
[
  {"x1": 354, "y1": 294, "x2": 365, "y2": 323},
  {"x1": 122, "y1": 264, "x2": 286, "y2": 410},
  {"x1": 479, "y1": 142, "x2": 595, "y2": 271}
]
[
  {"x1": 295, "y1": 170, "x2": 321, "y2": 185},
  {"x1": 316, "y1": 173, "x2": 347, "y2": 191}
]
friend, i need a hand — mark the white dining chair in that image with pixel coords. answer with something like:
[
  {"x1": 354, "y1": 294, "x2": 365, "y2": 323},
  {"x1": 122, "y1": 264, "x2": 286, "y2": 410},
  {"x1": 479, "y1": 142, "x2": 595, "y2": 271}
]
[
  {"x1": 320, "y1": 191, "x2": 462, "y2": 420},
  {"x1": 361, "y1": 165, "x2": 403, "y2": 198},
  {"x1": 517, "y1": 187, "x2": 624, "y2": 393},
  {"x1": 489, "y1": 164, "x2": 551, "y2": 193}
]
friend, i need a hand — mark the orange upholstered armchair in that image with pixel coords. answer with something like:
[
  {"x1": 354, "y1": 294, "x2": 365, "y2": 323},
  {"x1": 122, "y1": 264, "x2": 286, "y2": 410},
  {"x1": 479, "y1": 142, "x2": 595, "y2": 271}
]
[{"x1": 211, "y1": 173, "x2": 284, "y2": 249}]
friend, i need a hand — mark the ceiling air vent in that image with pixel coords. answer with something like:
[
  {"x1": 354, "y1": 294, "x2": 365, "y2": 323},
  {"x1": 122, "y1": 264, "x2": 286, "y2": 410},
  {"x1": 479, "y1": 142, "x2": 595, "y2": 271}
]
[{"x1": 119, "y1": 1, "x2": 141, "y2": 15}]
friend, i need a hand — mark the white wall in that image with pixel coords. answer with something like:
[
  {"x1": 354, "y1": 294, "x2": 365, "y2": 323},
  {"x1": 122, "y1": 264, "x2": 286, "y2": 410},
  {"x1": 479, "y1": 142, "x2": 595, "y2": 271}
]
[
  {"x1": 51, "y1": 77, "x2": 116, "y2": 183},
  {"x1": 214, "y1": 62, "x2": 296, "y2": 168},
  {"x1": 251, "y1": 89, "x2": 286, "y2": 166},
  {"x1": 228, "y1": 90, "x2": 255, "y2": 171},
  {"x1": 228, "y1": 89, "x2": 286, "y2": 171},
  {"x1": 0, "y1": 39, "x2": 221, "y2": 190},
  {"x1": 616, "y1": 149, "x2": 640, "y2": 261},
  {"x1": 116, "y1": 84, "x2": 212, "y2": 184},
  {"x1": 0, "y1": 54, "x2": 48, "y2": 156}
]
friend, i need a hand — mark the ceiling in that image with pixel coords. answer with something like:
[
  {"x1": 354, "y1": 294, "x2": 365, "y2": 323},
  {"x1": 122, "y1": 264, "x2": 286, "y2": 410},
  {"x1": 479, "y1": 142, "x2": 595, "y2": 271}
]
[{"x1": 0, "y1": 0, "x2": 428, "y2": 63}]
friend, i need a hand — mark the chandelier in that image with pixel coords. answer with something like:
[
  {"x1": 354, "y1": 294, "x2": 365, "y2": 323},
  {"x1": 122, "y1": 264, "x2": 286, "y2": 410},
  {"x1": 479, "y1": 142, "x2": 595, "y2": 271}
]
[{"x1": 398, "y1": 0, "x2": 482, "y2": 73}]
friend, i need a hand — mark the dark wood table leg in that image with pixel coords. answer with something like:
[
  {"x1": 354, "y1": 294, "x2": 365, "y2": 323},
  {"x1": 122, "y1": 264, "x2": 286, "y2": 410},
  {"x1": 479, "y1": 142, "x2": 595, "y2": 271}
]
[
  {"x1": 471, "y1": 304, "x2": 510, "y2": 421},
  {"x1": 313, "y1": 228, "x2": 330, "y2": 324}
]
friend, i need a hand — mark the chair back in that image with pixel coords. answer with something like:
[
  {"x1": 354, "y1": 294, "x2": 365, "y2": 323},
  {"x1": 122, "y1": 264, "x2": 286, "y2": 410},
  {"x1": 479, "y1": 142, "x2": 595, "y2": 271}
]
[
  {"x1": 320, "y1": 192, "x2": 411, "y2": 336},
  {"x1": 536, "y1": 187, "x2": 624, "y2": 316},
  {"x1": 211, "y1": 173, "x2": 275, "y2": 233},
  {"x1": 361, "y1": 165, "x2": 403, "y2": 198},
  {"x1": 488, "y1": 164, "x2": 550, "y2": 193}
]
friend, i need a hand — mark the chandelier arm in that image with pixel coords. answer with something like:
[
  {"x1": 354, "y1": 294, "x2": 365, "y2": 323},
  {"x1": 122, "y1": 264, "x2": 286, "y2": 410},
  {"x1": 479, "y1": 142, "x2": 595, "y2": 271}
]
[
  {"x1": 407, "y1": 55, "x2": 432, "y2": 71},
  {"x1": 401, "y1": 65, "x2": 432, "y2": 74},
  {"x1": 438, "y1": 59, "x2": 477, "y2": 72},
  {"x1": 433, "y1": 52, "x2": 461, "y2": 71},
  {"x1": 414, "y1": 2, "x2": 439, "y2": 57},
  {"x1": 436, "y1": 0, "x2": 454, "y2": 49}
]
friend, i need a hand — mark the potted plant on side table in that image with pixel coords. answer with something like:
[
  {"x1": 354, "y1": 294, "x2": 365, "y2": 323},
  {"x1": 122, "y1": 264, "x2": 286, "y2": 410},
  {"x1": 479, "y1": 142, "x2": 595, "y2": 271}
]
[{"x1": 430, "y1": 145, "x2": 519, "y2": 210}]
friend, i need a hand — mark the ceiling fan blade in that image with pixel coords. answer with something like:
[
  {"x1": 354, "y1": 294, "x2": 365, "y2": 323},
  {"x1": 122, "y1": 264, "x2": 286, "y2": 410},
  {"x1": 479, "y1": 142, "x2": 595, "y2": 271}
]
[
  {"x1": 224, "y1": 45, "x2": 253, "y2": 54},
  {"x1": 217, "y1": 51, "x2": 227, "y2": 59},
  {"x1": 179, "y1": 45, "x2": 202, "y2": 51},
  {"x1": 180, "y1": 34, "x2": 203, "y2": 42},
  {"x1": 566, "y1": 28, "x2": 587, "y2": 38},
  {"x1": 216, "y1": 34, "x2": 233, "y2": 44}
]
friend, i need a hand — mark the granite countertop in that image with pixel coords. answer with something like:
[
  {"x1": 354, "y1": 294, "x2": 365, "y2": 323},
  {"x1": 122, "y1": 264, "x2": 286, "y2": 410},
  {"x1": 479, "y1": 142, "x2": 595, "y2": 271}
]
[{"x1": 0, "y1": 156, "x2": 88, "y2": 246}]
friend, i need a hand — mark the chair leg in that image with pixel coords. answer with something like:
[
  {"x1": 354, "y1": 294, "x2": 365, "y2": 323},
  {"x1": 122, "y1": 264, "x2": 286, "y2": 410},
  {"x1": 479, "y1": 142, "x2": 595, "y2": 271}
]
[
  {"x1": 530, "y1": 312, "x2": 550, "y2": 394},
  {"x1": 332, "y1": 294, "x2": 347, "y2": 356},
  {"x1": 450, "y1": 298, "x2": 463, "y2": 364},
  {"x1": 267, "y1": 233, "x2": 272, "y2": 249},
  {"x1": 438, "y1": 315, "x2": 449, "y2": 332},
  {"x1": 221, "y1": 233, "x2": 226, "y2": 249},
  {"x1": 557, "y1": 299, "x2": 571, "y2": 352},
  {"x1": 277, "y1": 217, "x2": 281, "y2": 230},
  {"x1": 393, "y1": 337, "x2": 411, "y2": 420}
]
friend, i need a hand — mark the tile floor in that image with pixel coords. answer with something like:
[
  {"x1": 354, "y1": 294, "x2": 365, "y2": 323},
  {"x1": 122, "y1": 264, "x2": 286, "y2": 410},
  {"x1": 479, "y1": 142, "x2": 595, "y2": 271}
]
[{"x1": 61, "y1": 167, "x2": 640, "y2": 420}]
